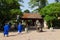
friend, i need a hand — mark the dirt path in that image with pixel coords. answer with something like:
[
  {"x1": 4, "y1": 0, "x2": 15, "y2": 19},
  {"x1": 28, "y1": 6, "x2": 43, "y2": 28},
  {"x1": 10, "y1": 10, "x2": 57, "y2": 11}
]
[{"x1": 0, "y1": 29, "x2": 60, "y2": 40}]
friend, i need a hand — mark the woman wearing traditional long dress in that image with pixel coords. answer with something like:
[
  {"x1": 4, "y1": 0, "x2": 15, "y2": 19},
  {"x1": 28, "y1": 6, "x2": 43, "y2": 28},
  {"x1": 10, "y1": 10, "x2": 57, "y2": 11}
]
[
  {"x1": 17, "y1": 23, "x2": 23, "y2": 34},
  {"x1": 4, "y1": 23, "x2": 10, "y2": 37}
]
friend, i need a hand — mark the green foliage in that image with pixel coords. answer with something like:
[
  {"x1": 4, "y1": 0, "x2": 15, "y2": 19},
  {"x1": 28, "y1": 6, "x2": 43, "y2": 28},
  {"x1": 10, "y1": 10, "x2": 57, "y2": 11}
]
[
  {"x1": 29, "y1": 0, "x2": 47, "y2": 8},
  {"x1": 10, "y1": 9, "x2": 22, "y2": 18},
  {"x1": 10, "y1": 9, "x2": 22, "y2": 15},
  {"x1": 44, "y1": 15, "x2": 56, "y2": 22},
  {"x1": 40, "y1": 2, "x2": 60, "y2": 16},
  {"x1": 40, "y1": 2, "x2": 60, "y2": 17},
  {"x1": 29, "y1": 0, "x2": 47, "y2": 12},
  {"x1": 40, "y1": 2, "x2": 60, "y2": 27},
  {"x1": 0, "y1": 0, "x2": 23, "y2": 27},
  {"x1": 0, "y1": 0, "x2": 22, "y2": 20},
  {"x1": 24, "y1": 9, "x2": 30, "y2": 13},
  {"x1": 55, "y1": 0, "x2": 59, "y2": 2}
]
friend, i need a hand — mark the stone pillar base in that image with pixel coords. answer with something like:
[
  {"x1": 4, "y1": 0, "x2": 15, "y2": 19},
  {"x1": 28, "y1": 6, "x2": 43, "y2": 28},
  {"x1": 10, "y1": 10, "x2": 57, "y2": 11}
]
[
  {"x1": 44, "y1": 20, "x2": 48, "y2": 29},
  {"x1": 25, "y1": 27, "x2": 28, "y2": 33},
  {"x1": 44, "y1": 26, "x2": 48, "y2": 29}
]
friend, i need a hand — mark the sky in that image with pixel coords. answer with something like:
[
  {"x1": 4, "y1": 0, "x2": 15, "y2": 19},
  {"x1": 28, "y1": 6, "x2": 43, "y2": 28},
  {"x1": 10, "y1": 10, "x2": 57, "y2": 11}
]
[{"x1": 20, "y1": 0, "x2": 55, "y2": 12}]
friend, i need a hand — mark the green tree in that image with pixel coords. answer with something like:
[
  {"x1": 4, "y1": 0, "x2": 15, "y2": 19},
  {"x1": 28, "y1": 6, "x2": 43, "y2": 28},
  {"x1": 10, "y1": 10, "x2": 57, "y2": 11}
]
[
  {"x1": 24, "y1": 9, "x2": 30, "y2": 13},
  {"x1": 55, "y1": 0, "x2": 59, "y2": 2},
  {"x1": 0, "y1": 0, "x2": 23, "y2": 20},
  {"x1": 40, "y1": 2, "x2": 60, "y2": 27},
  {"x1": 10, "y1": 9, "x2": 22, "y2": 18},
  {"x1": 0, "y1": 0, "x2": 23, "y2": 27},
  {"x1": 29, "y1": 0, "x2": 47, "y2": 12}
]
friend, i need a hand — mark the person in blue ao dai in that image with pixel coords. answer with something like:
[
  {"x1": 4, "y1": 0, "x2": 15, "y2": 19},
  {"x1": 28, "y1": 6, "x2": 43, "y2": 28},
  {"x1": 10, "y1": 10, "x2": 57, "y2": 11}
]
[
  {"x1": 4, "y1": 23, "x2": 10, "y2": 37},
  {"x1": 17, "y1": 22, "x2": 23, "y2": 34}
]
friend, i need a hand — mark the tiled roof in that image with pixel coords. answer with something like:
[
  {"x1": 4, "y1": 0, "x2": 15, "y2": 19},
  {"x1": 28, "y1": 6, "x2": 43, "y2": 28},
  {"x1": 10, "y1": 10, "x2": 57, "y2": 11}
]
[{"x1": 22, "y1": 13, "x2": 42, "y2": 19}]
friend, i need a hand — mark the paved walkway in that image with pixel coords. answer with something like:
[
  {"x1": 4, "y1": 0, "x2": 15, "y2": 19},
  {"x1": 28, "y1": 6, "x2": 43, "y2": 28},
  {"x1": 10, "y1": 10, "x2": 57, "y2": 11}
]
[{"x1": 0, "y1": 29, "x2": 60, "y2": 40}]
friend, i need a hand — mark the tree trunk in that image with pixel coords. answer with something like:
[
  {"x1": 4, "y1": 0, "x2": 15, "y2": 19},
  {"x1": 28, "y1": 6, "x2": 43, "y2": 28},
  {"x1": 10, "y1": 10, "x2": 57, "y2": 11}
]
[
  {"x1": 50, "y1": 21, "x2": 52, "y2": 27},
  {"x1": 50, "y1": 21, "x2": 53, "y2": 31}
]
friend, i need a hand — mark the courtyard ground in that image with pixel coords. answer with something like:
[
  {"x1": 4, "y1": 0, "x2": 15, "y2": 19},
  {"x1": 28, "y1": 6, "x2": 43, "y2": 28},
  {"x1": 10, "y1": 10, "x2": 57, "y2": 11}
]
[{"x1": 0, "y1": 29, "x2": 60, "y2": 40}]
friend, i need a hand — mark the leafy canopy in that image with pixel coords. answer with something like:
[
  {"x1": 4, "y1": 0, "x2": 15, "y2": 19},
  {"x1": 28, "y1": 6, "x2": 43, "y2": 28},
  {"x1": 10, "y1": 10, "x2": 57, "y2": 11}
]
[
  {"x1": 29, "y1": 0, "x2": 47, "y2": 12},
  {"x1": 0, "y1": 0, "x2": 23, "y2": 24},
  {"x1": 24, "y1": 9, "x2": 30, "y2": 13},
  {"x1": 40, "y1": 2, "x2": 60, "y2": 21},
  {"x1": 29, "y1": 0, "x2": 47, "y2": 8}
]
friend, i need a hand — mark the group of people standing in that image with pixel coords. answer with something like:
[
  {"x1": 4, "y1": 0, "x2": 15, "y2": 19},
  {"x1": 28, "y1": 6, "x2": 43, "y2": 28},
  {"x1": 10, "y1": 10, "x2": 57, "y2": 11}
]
[
  {"x1": 3, "y1": 20, "x2": 42, "y2": 37},
  {"x1": 3, "y1": 22, "x2": 23, "y2": 37}
]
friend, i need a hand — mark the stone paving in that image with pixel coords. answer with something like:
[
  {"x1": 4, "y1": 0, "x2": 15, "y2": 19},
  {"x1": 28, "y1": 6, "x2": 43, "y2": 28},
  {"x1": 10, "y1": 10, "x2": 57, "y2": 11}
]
[{"x1": 0, "y1": 29, "x2": 60, "y2": 40}]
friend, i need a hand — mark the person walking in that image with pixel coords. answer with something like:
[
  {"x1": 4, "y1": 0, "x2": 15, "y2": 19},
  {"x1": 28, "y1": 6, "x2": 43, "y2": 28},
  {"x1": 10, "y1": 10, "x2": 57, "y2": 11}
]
[
  {"x1": 17, "y1": 22, "x2": 23, "y2": 34},
  {"x1": 3, "y1": 23, "x2": 10, "y2": 37}
]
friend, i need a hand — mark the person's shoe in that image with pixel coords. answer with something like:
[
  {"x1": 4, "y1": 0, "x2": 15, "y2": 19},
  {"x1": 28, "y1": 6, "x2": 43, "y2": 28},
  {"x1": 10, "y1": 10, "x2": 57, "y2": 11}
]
[{"x1": 4, "y1": 35, "x2": 8, "y2": 37}]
